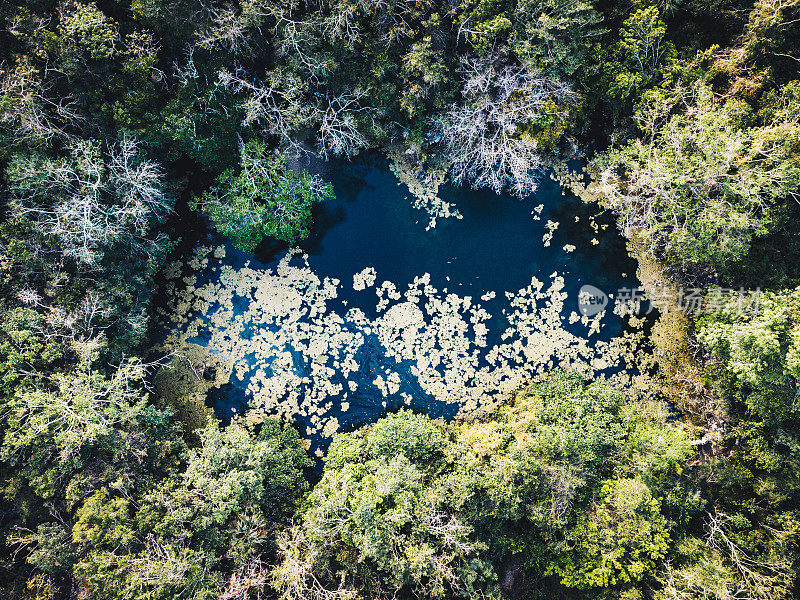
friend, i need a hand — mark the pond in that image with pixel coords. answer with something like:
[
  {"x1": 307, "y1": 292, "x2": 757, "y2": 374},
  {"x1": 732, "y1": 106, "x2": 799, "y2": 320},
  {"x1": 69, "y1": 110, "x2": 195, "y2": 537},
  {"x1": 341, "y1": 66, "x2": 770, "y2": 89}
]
[{"x1": 158, "y1": 156, "x2": 641, "y2": 455}]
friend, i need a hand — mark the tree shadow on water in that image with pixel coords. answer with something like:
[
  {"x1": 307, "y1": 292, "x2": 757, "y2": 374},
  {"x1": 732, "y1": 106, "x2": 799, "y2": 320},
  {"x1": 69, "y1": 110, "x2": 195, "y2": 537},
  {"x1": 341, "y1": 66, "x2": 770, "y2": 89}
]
[{"x1": 299, "y1": 201, "x2": 347, "y2": 256}]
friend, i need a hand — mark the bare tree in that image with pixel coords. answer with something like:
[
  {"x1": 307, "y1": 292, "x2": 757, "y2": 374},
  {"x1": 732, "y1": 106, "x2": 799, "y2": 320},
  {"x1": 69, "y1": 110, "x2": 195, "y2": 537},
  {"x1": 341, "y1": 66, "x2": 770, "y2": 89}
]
[
  {"x1": 704, "y1": 510, "x2": 793, "y2": 600},
  {"x1": 320, "y1": 0, "x2": 369, "y2": 43},
  {"x1": 172, "y1": 45, "x2": 200, "y2": 85},
  {"x1": 318, "y1": 0, "x2": 424, "y2": 45},
  {"x1": 270, "y1": 526, "x2": 357, "y2": 600},
  {"x1": 438, "y1": 55, "x2": 578, "y2": 196},
  {"x1": 218, "y1": 67, "x2": 377, "y2": 159},
  {"x1": 195, "y1": 0, "x2": 273, "y2": 53},
  {"x1": 314, "y1": 88, "x2": 377, "y2": 159},
  {"x1": 217, "y1": 67, "x2": 312, "y2": 146},
  {"x1": 8, "y1": 136, "x2": 173, "y2": 265},
  {"x1": 278, "y1": 26, "x2": 331, "y2": 81},
  {"x1": 375, "y1": 0, "x2": 432, "y2": 44},
  {"x1": 108, "y1": 136, "x2": 174, "y2": 233},
  {"x1": 0, "y1": 60, "x2": 83, "y2": 145},
  {"x1": 196, "y1": 0, "x2": 331, "y2": 82},
  {"x1": 9, "y1": 140, "x2": 119, "y2": 264},
  {"x1": 427, "y1": 509, "x2": 474, "y2": 553},
  {"x1": 219, "y1": 556, "x2": 270, "y2": 600},
  {"x1": 543, "y1": 467, "x2": 579, "y2": 522}
]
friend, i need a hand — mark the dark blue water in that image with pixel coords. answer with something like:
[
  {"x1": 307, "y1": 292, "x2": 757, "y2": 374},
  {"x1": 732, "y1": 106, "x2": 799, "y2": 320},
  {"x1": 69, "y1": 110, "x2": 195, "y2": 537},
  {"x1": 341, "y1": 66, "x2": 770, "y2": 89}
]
[
  {"x1": 284, "y1": 160, "x2": 631, "y2": 317},
  {"x1": 176, "y1": 157, "x2": 640, "y2": 449}
]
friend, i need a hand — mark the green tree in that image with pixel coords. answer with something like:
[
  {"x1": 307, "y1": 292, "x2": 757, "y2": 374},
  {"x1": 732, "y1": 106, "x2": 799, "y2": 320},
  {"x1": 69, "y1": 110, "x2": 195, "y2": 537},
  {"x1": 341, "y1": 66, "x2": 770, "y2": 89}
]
[
  {"x1": 549, "y1": 477, "x2": 670, "y2": 589},
  {"x1": 454, "y1": 371, "x2": 628, "y2": 562},
  {"x1": 72, "y1": 487, "x2": 136, "y2": 552},
  {"x1": 496, "y1": 371, "x2": 625, "y2": 483},
  {"x1": 136, "y1": 419, "x2": 310, "y2": 564},
  {"x1": 73, "y1": 541, "x2": 219, "y2": 600},
  {"x1": 455, "y1": 371, "x2": 690, "y2": 589},
  {"x1": 459, "y1": 0, "x2": 512, "y2": 53},
  {"x1": 365, "y1": 409, "x2": 448, "y2": 467},
  {"x1": 401, "y1": 35, "x2": 448, "y2": 117},
  {"x1": 57, "y1": 1, "x2": 118, "y2": 63},
  {"x1": 599, "y1": 83, "x2": 800, "y2": 273},
  {"x1": 273, "y1": 410, "x2": 496, "y2": 600},
  {"x1": 276, "y1": 454, "x2": 495, "y2": 600},
  {"x1": 698, "y1": 287, "x2": 800, "y2": 421},
  {"x1": 192, "y1": 140, "x2": 334, "y2": 251},
  {"x1": 0, "y1": 359, "x2": 175, "y2": 500},
  {"x1": 604, "y1": 7, "x2": 674, "y2": 103},
  {"x1": 64, "y1": 420, "x2": 309, "y2": 600},
  {"x1": 0, "y1": 308, "x2": 64, "y2": 394},
  {"x1": 511, "y1": 0, "x2": 604, "y2": 77},
  {"x1": 695, "y1": 290, "x2": 800, "y2": 600},
  {"x1": 183, "y1": 420, "x2": 311, "y2": 533}
]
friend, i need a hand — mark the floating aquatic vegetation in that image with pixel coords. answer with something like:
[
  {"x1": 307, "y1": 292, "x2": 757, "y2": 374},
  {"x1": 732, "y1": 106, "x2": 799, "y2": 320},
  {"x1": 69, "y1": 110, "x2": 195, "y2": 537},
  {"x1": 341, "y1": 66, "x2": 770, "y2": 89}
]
[
  {"x1": 542, "y1": 220, "x2": 559, "y2": 247},
  {"x1": 159, "y1": 242, "x2": 641, "y2": 448},
  {"x1": 387, "y1": 146, "x2": 460, "y2": 229},
  {"x1": 353, "y1": 267, "x2": 377, "y2": 291}
]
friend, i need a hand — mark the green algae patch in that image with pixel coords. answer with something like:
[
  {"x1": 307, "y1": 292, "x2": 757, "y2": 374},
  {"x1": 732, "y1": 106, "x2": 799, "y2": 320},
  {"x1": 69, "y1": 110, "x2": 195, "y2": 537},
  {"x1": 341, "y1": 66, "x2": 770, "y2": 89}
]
[{"x1": 152, "y1": 342, "x2": 234, "y2": 438}]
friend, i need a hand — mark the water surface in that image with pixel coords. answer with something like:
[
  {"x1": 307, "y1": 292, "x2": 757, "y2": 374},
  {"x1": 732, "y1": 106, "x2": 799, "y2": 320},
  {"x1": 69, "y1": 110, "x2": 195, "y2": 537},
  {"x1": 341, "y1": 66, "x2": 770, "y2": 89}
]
[{"x1": 160, "y1": 158, "x2": 640, "y2": 453}]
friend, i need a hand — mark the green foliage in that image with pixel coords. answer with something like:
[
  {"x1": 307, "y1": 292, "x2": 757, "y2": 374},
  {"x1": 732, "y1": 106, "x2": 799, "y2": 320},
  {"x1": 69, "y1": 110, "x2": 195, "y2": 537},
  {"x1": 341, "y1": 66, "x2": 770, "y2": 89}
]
[
  {"x1": 600, "y1": 83, "x2": 800, "y2": 273},
  {"x1": 54, "y1": 419, "x2": 309, "y2": 599},
  {"x1": 401, "y1": 36, "x2": 449, "y2": 116},
  {"x1": 365, "y1": 409, "x2": 448, "y2": 468},
  {"x1": 276, "y1": 374, "x2": 692, "y2": 597},
  {"x1": 135, "y1": 419, "x2": 310, "y2": 566},
  {"x1": 550, "y1": 477, "x2": 670, "y2": 588},
  {"x1": 23, "y1": 524, "x2": 78, "y2": 575},
  {"x1": 58, "y1": 2, "x2": 118, "y2": 61},
  {"x1": 520, "y1": 97, "x2": 572, "y2": 151},
  {"x1": 699, "y1": 288, "x2": 800, "y2": 421},
  {"x1": 500, "y1": 371, "x2": 625, "y2": 477},
  {"x1": 654, "y1": 535, "x2": 740, "y2": 600},
  {"x1": 192, "y1": 140, "x2": 334, "y2": 250},
  {"x1": 287, "y1": 455, "x2": 496, "y2": 599},
  {"x1": 72, "y1": 487, "x2": 136, "y2": 552},
  {"x1": 461, "y1": 0, "x2": 513, "y2": 52},
  {"x1": 155, "y1": 87, "x2": 245, "y2": 172},
  {"x1": 0, "y1": 360, "x2": 178, "y2": 500},
  {"x1": 0, "y1": 309, "x2": 64, "y2": 393},
  {"x1": 453, "y1": 371, "x2": 693, "y2": 591},
  {"x1": 73, "y1": 543, "x2": 219, "y2": 600},
  {"x1": 695, "y1": 288, "x2": 800, "y2": 600},
  {"x1": 511, "y1": 0, "x2": 605, "y2": 77},
  {"x1": 184, "y1": 420, "x2": 311, "y2": 531},
  {"x1": 619, "y1": 8, "x2": 668, "y2": 75},
  {"x1": 619, "y1": 401, "x2": 692, "y2": 478}
]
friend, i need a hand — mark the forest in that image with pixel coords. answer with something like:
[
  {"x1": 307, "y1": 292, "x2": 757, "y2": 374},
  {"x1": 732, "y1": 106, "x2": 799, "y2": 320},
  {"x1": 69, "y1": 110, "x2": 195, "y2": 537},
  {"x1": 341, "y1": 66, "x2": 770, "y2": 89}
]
[{"x1": 0, "y1": 0, "x2": 799, "y2": 599}]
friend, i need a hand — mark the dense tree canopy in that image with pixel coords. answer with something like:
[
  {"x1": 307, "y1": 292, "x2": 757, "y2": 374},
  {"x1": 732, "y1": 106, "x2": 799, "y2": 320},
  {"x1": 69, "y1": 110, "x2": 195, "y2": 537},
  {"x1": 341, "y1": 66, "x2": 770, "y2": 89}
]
[
  {"x1": 268, "y1": 375, "x2": 699, "y2": 598},
  {"x1": 599, "y1": 83, "x2": 800, "y2": 272},
  {"x1": 0, "y1": 0, "x2": 799, "y2": 598}
]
